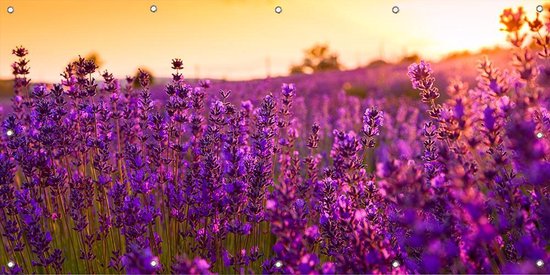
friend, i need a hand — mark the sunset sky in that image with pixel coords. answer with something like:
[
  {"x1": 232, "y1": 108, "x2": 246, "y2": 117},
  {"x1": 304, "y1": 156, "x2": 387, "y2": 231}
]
[{"x1": 0, "y1": 0, "x2": 545, "y2": 82}]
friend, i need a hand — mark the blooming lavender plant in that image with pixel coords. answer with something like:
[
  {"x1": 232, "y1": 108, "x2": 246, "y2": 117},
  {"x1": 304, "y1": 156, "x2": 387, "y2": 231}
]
[{"x1": 0, "y1": 6, "x2": 549, "y2": 274}]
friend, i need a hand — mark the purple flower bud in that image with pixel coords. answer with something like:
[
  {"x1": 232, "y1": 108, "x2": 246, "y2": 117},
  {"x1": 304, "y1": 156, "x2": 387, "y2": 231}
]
[
  {"x1": 483, "y1": 106, "x2": 496, "y2": 131},
  {"x1": 321, "y1": 262, "x2": 336, "y2": 274},
  {"x1": 407, "y1": 60, "x2": 433, "y2": 90},
  {"x1": 32, "y1": 84, "x2": 48, "y2": 98},
  {"x1": 298, "y1": 254, "x2": 319, "y2": 274},
  {"x1": 282, "y1": 83, "x2": 296, "y2": 97},
  {"x1": 122, "y1": 246, "x2": 160, "y2": 274}
]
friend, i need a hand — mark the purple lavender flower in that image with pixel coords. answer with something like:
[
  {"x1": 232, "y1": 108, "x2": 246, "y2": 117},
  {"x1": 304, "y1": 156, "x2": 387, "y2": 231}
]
[
  {"x1": 122, "y1": 246, "x2": 161, "y2": 274},
  {"x1": 362, "y1": 106, "x2": 384, "y2": 148},
  {"x1": 2, "y1": 18, "x2": 549, "y2": 273}
]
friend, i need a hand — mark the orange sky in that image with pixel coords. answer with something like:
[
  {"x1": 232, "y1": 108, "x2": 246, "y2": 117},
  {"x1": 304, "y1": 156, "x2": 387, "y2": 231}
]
[{"x1": 0, "y1": 0, "x2": 545, "y2": 82}]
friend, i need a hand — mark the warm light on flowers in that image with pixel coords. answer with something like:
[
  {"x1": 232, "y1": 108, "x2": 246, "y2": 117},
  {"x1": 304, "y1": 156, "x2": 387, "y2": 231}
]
[{"x1": 0, "y1": 5, "x2": 549, "y2": 275}]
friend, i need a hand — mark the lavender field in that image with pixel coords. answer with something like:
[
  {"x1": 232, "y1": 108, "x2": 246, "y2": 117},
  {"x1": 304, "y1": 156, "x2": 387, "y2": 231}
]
[{"x1": 1, "y1": 6, "x2": 549, "y2": 275}]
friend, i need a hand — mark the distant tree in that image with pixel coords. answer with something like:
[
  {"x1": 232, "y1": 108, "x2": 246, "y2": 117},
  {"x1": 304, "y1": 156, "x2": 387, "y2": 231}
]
[
  {"x1": 366, "y1": 59, "x2": 390, "y2": 68},
  {"x1": 290, "y1": 43, "x2": 343, "y2": 74},
  {"x1": 443, "y1": 50, "x2": 472, "y2": 61},
  {"x1": 399, "y1": 54, "x2": 420, "y2": 64}
]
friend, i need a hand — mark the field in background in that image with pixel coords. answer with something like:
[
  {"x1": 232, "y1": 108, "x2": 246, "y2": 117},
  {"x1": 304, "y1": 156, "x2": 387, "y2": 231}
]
[{"x1": 0, "y1": 47, "x2": 511, "y2": 108}]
